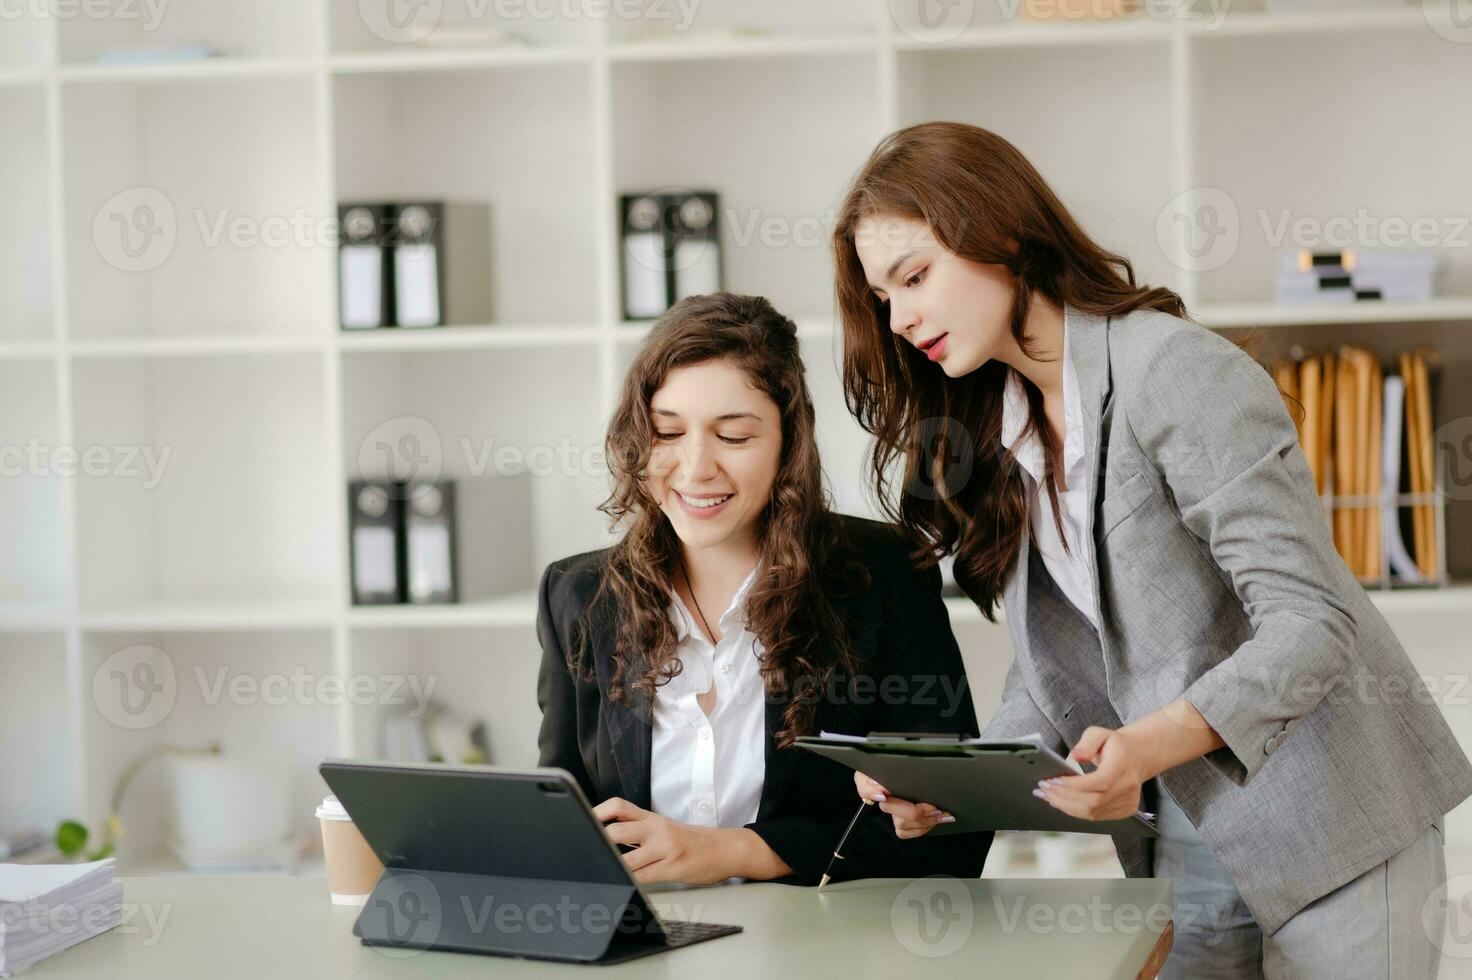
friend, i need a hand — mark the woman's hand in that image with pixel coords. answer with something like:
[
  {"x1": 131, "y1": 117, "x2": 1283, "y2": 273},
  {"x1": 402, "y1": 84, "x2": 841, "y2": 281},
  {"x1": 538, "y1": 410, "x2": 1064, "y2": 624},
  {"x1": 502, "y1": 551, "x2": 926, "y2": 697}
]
[
  {"x1": 853, "y1": 771, "x2": 954, "y2": 840},
  {"x1": 593, "y1": 797, "x2": 790, "y2": 884},
  {"x1": 1034, "y1": 725, "x2": 1152, "y2": 821}
]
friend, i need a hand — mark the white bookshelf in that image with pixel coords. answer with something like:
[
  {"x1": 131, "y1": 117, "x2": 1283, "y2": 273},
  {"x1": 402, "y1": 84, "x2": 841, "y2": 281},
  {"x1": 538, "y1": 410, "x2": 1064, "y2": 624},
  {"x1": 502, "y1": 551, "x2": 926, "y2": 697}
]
[
  {"x1": 2, "y1": 0, "x2": 1469, "y2": 874},
  {"x1": 1196, "y1": 296, "x2": 1472, "y2": 328}
]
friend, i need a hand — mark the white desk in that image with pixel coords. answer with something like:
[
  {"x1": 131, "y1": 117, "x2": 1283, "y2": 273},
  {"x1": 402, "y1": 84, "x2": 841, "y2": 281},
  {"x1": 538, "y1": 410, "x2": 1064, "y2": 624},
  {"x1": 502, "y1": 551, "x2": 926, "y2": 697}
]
[{"x1": 26, "y1": 875, "x2": 1174, "y2": 979}]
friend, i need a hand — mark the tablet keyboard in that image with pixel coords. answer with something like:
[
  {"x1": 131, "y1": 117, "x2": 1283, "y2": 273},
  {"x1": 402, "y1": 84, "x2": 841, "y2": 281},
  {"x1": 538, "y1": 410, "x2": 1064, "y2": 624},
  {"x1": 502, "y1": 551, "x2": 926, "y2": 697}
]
[{"x1": 661, "y1": 919, "x2": 743, "y2": 947}]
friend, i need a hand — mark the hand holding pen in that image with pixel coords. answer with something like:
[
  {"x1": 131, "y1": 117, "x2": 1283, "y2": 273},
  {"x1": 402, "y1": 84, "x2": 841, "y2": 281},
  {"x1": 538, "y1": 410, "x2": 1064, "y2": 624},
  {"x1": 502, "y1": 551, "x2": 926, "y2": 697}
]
[
  {"x1": 819, "y1": 772, "x2": 957, "y2": 889},
  {"x1": 854, "y1": 771, "x2": 955, "y2": 841}
]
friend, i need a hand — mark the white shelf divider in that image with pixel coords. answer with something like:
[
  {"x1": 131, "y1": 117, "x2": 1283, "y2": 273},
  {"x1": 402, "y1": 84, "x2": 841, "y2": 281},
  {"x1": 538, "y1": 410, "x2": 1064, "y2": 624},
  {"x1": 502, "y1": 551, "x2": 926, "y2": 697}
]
[
  {"x1": 337, "y1": 324, "x2": 604, "y2": 352},
  {"x1": 38, "y1": 3, "x2": 91, "y2": 852},
  {"x1": 606, "y1": 32, "x2": 877, "y2": 62},
  {"x1": 56, "y1": 57, "x2": 318, "y2": 84},
  {"x1": 315, "y1": 0, "x2": 357, "y2": 764},
  {"x1": 1196, "y1": 297, "x2": 1472, "y2": 328},
  {"x1": 68, "y1": 335, "x2": 329, "y2": 359},
  {"x1": 891, "y1": 17, "x2": 1176, "y2": 49},
  {"x1": 348, "y1": 591, "x2": 540, "y2": 629},
  {"x1": 328, "y1": 44, "x2": 592, "y2": 74}
]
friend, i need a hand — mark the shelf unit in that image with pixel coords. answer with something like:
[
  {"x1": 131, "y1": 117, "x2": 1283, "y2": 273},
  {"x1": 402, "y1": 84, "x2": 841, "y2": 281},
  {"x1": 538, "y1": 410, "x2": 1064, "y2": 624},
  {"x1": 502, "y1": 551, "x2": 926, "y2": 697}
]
[{"x1": 2, "y1": 0, "x2": 1469, "y2": 872}]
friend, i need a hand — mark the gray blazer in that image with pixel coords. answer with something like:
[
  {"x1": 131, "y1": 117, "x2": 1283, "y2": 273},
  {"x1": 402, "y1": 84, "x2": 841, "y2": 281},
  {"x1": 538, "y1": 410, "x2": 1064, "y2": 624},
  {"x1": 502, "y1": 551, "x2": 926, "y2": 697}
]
[{"x1": 980, "y1": 306, "x2": 1472, "y2": 934}]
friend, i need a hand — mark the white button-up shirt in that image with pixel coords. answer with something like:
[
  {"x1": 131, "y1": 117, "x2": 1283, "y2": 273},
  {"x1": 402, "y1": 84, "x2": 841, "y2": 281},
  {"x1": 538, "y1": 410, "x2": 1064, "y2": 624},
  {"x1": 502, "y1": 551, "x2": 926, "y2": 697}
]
[
  {"x1": 999, "y1": 313, "x2": 1099, "y2": 630},
  {"x1": 649, "y1": 564, "x2": 767, "y2": 828}
]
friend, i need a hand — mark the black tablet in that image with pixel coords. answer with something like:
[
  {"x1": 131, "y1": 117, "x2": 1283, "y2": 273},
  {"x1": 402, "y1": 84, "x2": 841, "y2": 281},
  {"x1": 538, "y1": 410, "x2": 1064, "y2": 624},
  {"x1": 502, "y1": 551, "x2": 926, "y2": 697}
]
[{"x1": 319, "y1": 760, "x2": 741, "y2": 964}]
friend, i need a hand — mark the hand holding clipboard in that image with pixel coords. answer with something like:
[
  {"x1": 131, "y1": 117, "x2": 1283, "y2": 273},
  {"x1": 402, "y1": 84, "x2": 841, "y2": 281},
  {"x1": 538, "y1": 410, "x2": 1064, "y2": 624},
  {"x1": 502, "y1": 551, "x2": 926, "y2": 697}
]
[{"x1": 797, "y1": 732, "x2": 1157, "y2": 839}]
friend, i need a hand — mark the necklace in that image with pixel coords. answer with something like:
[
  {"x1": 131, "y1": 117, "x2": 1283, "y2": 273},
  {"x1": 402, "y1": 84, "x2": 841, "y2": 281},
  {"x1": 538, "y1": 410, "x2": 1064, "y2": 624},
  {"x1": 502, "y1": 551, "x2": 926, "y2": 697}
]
[{"x1": 678, "y1": 555, "x2": 717, "y2": 645}]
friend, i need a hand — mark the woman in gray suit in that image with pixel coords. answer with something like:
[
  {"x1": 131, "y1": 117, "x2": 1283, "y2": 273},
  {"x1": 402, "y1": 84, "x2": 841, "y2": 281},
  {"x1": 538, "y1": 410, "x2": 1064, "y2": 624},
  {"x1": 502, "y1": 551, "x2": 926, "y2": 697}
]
[{"x1": 830, "y1": 121, "x2": 1472, "y2": 978}]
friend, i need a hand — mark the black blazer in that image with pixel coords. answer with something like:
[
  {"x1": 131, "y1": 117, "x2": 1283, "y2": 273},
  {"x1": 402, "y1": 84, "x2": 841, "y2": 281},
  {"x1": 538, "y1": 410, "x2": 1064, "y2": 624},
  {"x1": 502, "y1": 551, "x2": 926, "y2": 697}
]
[{"x1": 535, "y1": 514, "x2": 991, "y2": 884}]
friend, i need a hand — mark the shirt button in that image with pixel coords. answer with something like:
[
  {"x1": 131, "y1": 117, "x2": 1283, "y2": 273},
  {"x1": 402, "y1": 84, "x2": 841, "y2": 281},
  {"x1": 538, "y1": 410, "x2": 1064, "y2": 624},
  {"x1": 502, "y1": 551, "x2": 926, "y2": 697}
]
[
  {"x1": 698, "y1": 801, "x2": 713, "y2": 814},
  {"x1": 700, "y1": 728, "x2": 711, "y2": 740},
  {"x1": 719, "y1": 663, "x2": 731, "y2": 674}
]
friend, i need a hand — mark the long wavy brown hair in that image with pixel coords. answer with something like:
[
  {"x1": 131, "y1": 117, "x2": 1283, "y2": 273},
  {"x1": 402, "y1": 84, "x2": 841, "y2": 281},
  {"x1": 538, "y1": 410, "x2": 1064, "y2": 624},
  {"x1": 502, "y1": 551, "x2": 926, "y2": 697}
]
[
  {"x1": 576, "y1": 292, "x2": 867, "y2": 748},
  {"x1": 833, "y1": 122, "x2": 1187, "y2": 620}
]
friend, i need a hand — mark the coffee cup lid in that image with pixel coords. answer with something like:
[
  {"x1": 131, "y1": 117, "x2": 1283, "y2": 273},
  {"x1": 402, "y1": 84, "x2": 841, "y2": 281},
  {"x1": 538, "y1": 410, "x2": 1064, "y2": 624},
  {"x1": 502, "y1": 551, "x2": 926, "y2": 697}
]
[{"x1": 315, "y1": 795, "x2": 351, "y2": 821}]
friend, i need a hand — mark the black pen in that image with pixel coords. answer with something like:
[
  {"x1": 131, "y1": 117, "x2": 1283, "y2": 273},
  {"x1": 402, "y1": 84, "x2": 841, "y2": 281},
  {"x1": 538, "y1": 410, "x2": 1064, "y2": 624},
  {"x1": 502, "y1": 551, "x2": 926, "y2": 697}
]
[{"x1": 817, "y1": 798, "x2": 874, "y2": 890}]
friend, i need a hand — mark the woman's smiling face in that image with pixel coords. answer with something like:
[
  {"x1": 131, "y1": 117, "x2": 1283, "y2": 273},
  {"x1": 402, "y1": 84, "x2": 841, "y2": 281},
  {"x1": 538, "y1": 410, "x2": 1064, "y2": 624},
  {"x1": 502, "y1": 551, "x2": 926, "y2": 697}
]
[
  {"x1": 853, "y1": 213, "x2": 1016, "y2": 378},
  {"x1": 644, "y1": 358, "x2": 783, "y2": 555}
]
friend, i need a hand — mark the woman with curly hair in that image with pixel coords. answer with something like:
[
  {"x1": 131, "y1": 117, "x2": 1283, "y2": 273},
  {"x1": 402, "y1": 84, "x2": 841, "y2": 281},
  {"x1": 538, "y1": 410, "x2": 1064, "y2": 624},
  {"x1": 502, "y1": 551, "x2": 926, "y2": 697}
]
[{"x1": 535, "y1": 291, "x2": 990, "y2": 886}]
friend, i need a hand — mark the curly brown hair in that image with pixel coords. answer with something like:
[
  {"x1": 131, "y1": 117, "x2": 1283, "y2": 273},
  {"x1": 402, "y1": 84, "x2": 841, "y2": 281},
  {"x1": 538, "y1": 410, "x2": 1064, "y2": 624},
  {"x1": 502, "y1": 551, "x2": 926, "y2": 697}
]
[
  {"x1": 833, "y1": 122, "x2": 1188, "y2": 620},
  {"x1": 574, "y1": 292, "x2": 868, "y2": 748}
]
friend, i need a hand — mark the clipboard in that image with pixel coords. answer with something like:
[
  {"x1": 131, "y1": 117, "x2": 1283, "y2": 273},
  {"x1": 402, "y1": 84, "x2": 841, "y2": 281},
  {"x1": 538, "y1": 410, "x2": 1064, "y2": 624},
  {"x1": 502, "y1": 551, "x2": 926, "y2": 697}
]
[{"x1": 796, "y1": 733, "x2": 1158, "y2": 839}]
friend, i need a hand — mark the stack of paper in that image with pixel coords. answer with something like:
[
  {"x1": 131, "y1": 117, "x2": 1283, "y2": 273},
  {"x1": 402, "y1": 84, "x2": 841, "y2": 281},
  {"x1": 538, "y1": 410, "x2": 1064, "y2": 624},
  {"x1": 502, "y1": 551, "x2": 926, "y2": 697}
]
[
  {"x1": 1270, "y1": 345, "x2": 1440, "y2": 584},
  {"x1": 1276, "y1": 248, "x2": 1435, "y2": 304},
  {"x1": 1399, "y1": 350, "x2": 1438, "y2": 579},
  {"x1": 1332, "y1": 347, "x2": 1383, "y2": 578},
  {"x1": 1273, "y1": 351, "x2": 1336, "y2": 494},
  {"x1": 0, "y1": 859, "x2": 123, "y2": 977}
]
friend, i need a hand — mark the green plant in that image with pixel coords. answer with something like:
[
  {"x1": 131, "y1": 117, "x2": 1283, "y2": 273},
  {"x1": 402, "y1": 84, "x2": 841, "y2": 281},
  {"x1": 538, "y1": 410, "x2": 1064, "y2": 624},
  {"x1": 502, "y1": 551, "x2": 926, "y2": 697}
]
[{"x1": 55, "y1": 743, "x2": 220, "y2": 862}]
